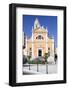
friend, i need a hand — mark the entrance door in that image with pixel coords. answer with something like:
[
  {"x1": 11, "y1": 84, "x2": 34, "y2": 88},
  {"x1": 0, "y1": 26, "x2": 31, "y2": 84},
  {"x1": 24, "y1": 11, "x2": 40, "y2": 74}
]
[{"x1": 38, "y1": 49, "x2": 42, "y2": 56}]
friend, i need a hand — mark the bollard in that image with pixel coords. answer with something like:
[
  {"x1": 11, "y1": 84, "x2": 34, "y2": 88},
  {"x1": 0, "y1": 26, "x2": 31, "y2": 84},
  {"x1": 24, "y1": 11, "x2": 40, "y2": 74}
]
[
  {"x1": 46, "y1": 64, "x2": 48, "y2": 74},
  {"x1": 37, "y1": 62, "x2": 39, "y2": 72},
  {"x1": 29, "y1": 63, "x2": 30, "y2": 70}
]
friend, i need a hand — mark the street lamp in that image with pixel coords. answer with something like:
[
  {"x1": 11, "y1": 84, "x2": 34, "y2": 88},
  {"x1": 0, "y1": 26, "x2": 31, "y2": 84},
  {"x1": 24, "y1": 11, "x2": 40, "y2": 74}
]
[{"x1": 28, "y1": 55, "x2": 31, "y2": 70}]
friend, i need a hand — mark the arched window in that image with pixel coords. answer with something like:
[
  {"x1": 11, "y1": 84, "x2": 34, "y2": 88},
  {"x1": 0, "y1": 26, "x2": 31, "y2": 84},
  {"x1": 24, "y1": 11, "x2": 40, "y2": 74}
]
[
  {"x1": 38, "y1": 35, "x2": 41, "y2": 39},
  {"x1": 36, "y1": 35, "x2": 44, "y2": 40},
  {"x1": 36, "y1": 37, "x2": 38, "y2": 39}
]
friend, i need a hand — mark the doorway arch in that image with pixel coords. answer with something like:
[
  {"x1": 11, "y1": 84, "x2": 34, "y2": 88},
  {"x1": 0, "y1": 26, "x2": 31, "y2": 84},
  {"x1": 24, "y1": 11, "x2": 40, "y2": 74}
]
[{"x1": 38, "y1": 49, "x2": 42, "y2": 57}]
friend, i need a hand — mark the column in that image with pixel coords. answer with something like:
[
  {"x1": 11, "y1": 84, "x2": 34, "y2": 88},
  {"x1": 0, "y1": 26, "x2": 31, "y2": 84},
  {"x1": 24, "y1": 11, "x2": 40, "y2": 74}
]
[
  {"x1": 51, "y1": 38, "x2": 54, "y2": 57},
  {"x1": 46, "y1": 29, "x2": 48, "y2": 53},
  {"x1": 26, "y1": 36, "x2": 28, "y2": 56},
  {"x1": 32, "y1": 26, "x2": 34, "y2": 59}
]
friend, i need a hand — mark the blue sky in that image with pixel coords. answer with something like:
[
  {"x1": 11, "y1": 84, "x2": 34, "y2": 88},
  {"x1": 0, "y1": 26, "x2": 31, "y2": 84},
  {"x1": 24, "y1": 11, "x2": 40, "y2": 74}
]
[{"x1": 23, "y1": 15, "x2": 57, "y2": 47}]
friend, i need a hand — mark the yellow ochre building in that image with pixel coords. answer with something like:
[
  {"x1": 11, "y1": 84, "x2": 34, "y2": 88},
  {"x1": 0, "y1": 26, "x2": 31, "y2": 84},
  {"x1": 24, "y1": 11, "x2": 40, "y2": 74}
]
[{"x1": 23, "y1": 18, "x2": 54, "y2": 59}]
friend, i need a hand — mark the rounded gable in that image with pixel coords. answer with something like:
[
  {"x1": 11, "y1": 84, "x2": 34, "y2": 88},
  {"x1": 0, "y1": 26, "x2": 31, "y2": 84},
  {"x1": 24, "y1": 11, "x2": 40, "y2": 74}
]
[{"x1": 33, "y1": 28, "x2": 47, "y2": 33}]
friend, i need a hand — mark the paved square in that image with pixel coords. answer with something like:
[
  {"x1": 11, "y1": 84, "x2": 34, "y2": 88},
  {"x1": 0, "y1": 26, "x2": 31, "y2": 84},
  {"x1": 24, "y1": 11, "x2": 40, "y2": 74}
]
[{"x1": 23, "y1": 64, "x2": 57, "y2": 75}]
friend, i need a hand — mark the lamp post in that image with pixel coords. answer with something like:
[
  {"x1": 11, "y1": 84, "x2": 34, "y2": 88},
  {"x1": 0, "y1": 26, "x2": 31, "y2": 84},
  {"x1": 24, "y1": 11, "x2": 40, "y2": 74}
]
[
  {"x1": 46, "y1": 62, "x2": 48, "y2": 74},
  {"x1": 28, "y1": 55, "x2": 31, "y2": 70},
  {"x1": 44, "y1": 53, "x2": 49, "y2": 74},
  {"x1": 37, "y1": 60, "x2": 39, "y2": 72}
]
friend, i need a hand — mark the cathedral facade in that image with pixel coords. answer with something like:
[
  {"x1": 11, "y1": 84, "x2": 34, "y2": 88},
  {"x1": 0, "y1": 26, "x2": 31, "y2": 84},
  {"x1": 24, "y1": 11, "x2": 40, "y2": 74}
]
[{"x1": 23, "y1": 18, "x2": 55, "y2": 59}]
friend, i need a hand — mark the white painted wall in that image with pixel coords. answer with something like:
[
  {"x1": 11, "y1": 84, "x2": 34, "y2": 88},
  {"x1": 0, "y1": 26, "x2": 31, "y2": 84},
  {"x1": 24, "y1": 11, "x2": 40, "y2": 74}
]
[{"x1": 51, "y1": 38, "x2": 54, "y2": 57}]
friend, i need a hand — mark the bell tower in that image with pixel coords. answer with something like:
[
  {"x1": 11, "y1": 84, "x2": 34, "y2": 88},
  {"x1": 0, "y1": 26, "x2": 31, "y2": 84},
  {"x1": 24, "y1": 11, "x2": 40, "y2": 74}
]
[{"x1": 34, "y1": 18, "x2": 40, "y2": 29}]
